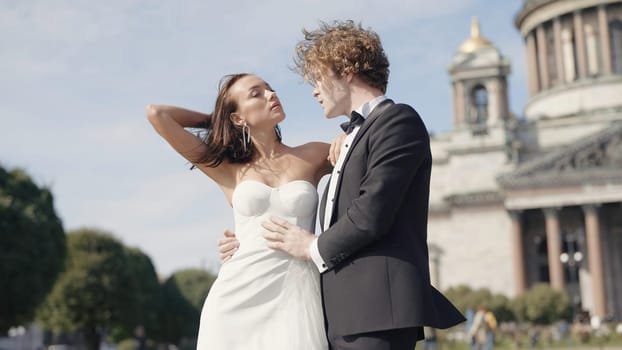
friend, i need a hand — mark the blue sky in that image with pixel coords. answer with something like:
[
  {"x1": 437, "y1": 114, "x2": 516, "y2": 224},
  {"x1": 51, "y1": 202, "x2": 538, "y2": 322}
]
[{"x1": 1, "y1": 0, "x2": 526, "y2": 276}]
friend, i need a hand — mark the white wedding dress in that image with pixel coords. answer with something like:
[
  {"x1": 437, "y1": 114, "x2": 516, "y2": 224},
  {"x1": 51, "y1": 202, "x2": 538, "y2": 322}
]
[{"x1": 196, "y1": 180, "x2": 328, "y2": 350}]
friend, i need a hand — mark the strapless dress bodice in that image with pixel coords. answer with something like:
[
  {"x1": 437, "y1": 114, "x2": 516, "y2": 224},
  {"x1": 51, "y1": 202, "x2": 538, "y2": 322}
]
[
  {"x1": 197, "y1": 179, "x2": 327, "y2": 350},
  {"x1": 230, "y1": 180, "x2": 318, "y2": 243}
]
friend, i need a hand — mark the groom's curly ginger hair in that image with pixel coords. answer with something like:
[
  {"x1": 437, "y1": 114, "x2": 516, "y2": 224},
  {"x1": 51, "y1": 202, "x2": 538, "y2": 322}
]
[{"x1": 293, "y1": 20, "x2": 390, "y2": 93}]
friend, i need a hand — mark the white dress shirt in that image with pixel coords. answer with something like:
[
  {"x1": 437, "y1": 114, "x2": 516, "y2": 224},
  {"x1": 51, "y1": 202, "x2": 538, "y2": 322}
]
[{"x1": 310, "y1": 95, "x2": 387, "y2": 272}]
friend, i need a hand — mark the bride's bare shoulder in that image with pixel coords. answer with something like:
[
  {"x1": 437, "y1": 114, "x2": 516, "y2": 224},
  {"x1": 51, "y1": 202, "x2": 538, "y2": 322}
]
[{"x1": 290, "y1": 142, "x2": 330, "y2": 158}]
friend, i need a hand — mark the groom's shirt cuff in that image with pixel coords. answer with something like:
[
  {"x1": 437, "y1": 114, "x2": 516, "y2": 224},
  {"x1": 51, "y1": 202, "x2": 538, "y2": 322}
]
[{"x1": 310, "y1": 238, "x2": 328, "y2": 273}]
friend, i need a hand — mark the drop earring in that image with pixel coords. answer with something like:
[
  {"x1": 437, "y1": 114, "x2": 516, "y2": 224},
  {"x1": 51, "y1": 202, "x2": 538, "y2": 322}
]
[{"x1": 242, "y1": 121, "x2": 251, "y2": 151}]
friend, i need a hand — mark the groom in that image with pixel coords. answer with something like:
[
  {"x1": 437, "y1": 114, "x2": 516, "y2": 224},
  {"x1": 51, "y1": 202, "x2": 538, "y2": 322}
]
[{"x1": 224, "y1": 20, "x2": 464, "y2": 350}]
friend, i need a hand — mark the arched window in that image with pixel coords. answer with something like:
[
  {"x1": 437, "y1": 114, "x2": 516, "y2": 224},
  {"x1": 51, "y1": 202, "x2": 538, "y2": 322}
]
[
  {"x1": 611, "y1": 20, "x2": 622, "y2": 74},
  {"x1": 471, "y1": 85, "x2": 488, "y2": 125}
]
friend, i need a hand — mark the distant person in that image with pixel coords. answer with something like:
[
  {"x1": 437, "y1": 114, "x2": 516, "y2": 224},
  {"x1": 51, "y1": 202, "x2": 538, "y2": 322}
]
[
  {"x1": 468, "y1": 306, "x2": 496, "y2": 350},
  {"x1": 422, "y1": 327, "x2": 438, "y2": 350},
  {"x1": 134, "y1": 325, "x2": 146, "y2": 350},
  {"x1": 484, "y1": 309, "x2": 497, "y2": 350}
]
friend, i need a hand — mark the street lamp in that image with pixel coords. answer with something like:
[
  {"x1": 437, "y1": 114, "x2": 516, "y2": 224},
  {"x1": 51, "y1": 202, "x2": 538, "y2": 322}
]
[{"x1": 560, "y1": 230, "x2": 584, "y2": 319}]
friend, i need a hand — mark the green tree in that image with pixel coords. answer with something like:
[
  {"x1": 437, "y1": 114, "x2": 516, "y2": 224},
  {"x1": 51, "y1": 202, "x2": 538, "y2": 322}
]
[
  {"x1": 443, "y1": 284, "x2": 474, "y2": 313},
  {"x1": 109, "y1": 247, "x2": 162, "y2": 343},
  {"x1": 444, "y1": 285, "x2": 515, "y2": 322},
  {"x1": 512, "y1": 283, "x2": 572, "y2": 324},
  {"x1": 36, "y1": 229, "x2": 139, "y2": 350},
  {"x1": 157, "y1": 268, "x2": 216, "y2": 345},
  {"x1": 0, "y1": 166, "x2": 65, "y2": 333},
  {"x1": 487, "y1": 293, "x2": 514, "y2": 323}
]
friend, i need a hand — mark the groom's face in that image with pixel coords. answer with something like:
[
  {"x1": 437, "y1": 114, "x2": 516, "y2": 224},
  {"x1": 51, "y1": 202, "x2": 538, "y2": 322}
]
[{"x1": 312, "y1": 69, "x2": 350, "y2": 119}]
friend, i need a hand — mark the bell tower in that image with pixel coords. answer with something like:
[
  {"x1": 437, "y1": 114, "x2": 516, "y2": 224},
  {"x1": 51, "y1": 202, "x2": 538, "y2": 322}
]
[{"x1": 448, "y1": 17, "x2": 511, "y2": 134}]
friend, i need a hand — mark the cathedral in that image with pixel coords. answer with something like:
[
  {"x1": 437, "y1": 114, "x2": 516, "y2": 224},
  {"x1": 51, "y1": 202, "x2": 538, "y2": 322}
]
[{"x1": 428, "y1": 0, "x2": 622, "y2": 321}]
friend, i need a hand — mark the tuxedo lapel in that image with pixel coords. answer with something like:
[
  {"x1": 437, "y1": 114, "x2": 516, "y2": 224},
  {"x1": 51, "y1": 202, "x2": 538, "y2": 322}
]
[
  {"x1": 331, "y1": 100, "x2": 394, "y2": 210},
  {"x1": 348, "y1": 99, "x2": 393, "y2": 155},
  {"x1": 319, "y1": 179, "x2": 330, "y2": 231},
  {"x1": 327, "y1": 99, "x2": 394, "y2": 227}
]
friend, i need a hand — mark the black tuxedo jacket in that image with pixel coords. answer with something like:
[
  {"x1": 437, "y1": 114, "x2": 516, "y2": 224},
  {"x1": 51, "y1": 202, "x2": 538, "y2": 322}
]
[{"x1": 318, "y1": 99, "x2": 465, "y2": 337}]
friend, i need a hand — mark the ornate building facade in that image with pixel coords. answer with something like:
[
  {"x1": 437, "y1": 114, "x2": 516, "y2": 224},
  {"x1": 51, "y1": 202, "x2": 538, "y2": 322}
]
[{"x1": 428, "y1": 0, "x2": 622, "y2": 321}]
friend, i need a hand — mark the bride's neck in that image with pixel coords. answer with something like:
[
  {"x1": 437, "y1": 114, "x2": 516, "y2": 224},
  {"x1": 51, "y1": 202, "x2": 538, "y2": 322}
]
[{"x1": 253, "y1": 137, "x2": 282, "y2": 160}]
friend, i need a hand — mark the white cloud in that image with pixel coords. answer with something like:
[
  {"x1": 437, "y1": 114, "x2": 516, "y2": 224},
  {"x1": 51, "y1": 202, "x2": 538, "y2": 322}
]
[
  {"x1": 0, "y1": 0, "x2": 528, "y2": 276},
  {"x1": 66, "y1": 170, "x2": 233, "y2": 273},
  {"x1": 1, "y1": 0, "x2": 474, "y2": 82}
]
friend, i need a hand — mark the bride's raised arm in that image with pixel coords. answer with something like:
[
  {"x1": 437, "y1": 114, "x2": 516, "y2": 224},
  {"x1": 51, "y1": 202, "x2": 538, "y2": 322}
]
[
  {"x1": 147, "y1": 105, "x2": 209, "y2": 159},
  {"x1": 146, "y1": 105, "x2": 234, "y2": 181}
]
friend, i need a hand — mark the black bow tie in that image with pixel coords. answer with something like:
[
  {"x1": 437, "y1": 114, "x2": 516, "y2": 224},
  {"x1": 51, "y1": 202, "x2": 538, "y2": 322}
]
[{"x1": 340, "y1": 111, "x2": 365, "y2": 134}]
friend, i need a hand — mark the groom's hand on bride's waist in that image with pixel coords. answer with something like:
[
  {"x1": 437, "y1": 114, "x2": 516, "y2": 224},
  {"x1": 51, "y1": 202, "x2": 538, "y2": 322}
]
[
  {"x1": 262, "y1": 216, "x2": 314, "y2": 260},
  {"x1": 218, "y1": 229, "x2": 239, "y2": 263}
]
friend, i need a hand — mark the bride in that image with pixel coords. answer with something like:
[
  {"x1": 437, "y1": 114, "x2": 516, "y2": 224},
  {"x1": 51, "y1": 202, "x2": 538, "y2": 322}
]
[{"x1": 147, "y1": 73, "x2": 331, "y2": 349}]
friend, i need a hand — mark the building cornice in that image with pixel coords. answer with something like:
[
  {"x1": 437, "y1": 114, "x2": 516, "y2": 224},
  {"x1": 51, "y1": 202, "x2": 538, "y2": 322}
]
[
  {"x1": 498, "y1": 122, "x2": 622, "y2": 189},
  {"x1": 515, "y1": 0, "x2": 558, "y2": 30},
  {"x1": 515, "y1": 0, "x2": 621, "y2": 36},
  {"x1": 444, "y1": 190, "x2": 505, "y2": 207}
]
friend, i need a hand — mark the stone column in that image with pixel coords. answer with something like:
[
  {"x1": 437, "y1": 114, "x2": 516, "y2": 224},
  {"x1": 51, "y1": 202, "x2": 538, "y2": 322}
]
[
  {"x1": 553, "y1": 17, "x2": 565, "y2": 84},
  {"x1": 536, "y1": 25, "x2": 550, "y2": 89},
  {"x1": 574, "y1": 10, "x2": 588, "y2": 79},
  {"x1": 585, "y1": 24, "x2": 599, "y2": 75},
  {"x1": 598, "y1": 4, "x2": 613, "y2": 74},
  {"x1": 500, "y1": 78, "x2": 509, "y2": 120},
  {"x1": 526, "y1": 32, "x2": 540, "y2": 95},
  {"x1": 453, "y1": 81, "x2": 465, "y2": 127},
  {"x1": 487, "y1": 79, "x2": 500, "y2": 125},
  {"x1": 452, "y1": 82, "x2": 458, "y2": 127},
  {"x1": 429, "y1": 244, "x2": 442, "y2": 289},
  {"x1": 510, "y1": 211, "x2": 527, "y2": 295},
  {"x1": 583, "y1": 204, "x2": 607, "y2": 318},
  {"x1": 544, "y1": 208, "x2": 565, "y2": 290},
  {"x1": 562, "y1": 29, "x2": 577, "y2": 82}
]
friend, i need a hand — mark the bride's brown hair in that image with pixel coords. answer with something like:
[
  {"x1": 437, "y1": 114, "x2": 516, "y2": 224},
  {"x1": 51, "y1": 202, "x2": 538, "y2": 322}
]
[{"x1": 197, "y1": 73, "x2": 282, "y2": 167}]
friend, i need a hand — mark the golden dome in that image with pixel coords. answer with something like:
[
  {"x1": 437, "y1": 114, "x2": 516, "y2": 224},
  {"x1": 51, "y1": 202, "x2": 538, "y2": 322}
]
[{"x1": 458, "y1": 17, "x2": 493, "y2": 53}]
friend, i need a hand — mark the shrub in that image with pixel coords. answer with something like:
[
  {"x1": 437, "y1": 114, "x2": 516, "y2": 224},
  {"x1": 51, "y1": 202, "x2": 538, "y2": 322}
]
[
  {"x1": 512, "y1": 283, "x2": 572, "y2": 324},
  {"x1": 444, "y1": 285, "x2": 515, "y2": 322}
]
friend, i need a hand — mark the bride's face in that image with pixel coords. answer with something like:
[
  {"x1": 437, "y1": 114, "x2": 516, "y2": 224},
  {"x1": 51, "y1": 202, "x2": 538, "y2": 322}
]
[{"x1": 229, "y1": 75, "x2": 285, "y2": 129}]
